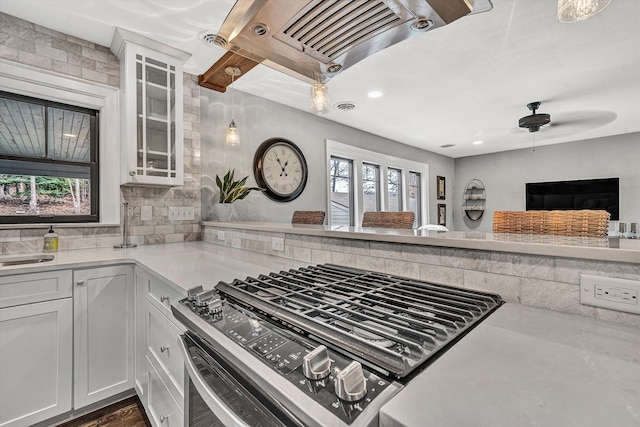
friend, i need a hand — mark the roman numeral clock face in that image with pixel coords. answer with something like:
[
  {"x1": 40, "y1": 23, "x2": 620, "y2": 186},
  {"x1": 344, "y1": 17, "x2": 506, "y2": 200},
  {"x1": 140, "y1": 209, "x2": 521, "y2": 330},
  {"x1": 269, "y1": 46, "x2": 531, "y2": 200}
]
[{"x1": 253, "y1": 138, "x2": 308, "y2": 202}]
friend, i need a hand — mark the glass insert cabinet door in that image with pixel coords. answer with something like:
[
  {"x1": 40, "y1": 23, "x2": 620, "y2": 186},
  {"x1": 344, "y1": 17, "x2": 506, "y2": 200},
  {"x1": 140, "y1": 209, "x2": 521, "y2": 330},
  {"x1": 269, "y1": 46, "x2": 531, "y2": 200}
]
[{"x1": 120, "y1": 41, "x2": 184, "y2": 186}]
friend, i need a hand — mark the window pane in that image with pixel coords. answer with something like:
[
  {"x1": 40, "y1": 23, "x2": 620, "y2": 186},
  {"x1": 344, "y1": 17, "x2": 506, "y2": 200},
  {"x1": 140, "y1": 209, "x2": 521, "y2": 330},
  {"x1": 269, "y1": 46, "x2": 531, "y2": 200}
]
[
  {"x1": 0, "y1": 97, "x2": 46, "y2": 158},
  {"x1": 330, "y1": 157, "x2": 353, "y2": 226},
  {"x1": 409, "y1": 171, "x2": 421, "y2": 227},
  {"x1": 362, "y1": 163, "x2": 380, "y2": 212},
  {"x1": 0, "y1": 174, "x2": 91, "y2": 217},
  {"x1": 0, "y1": 92, "x2": 98, "y2": 223},
  {"x1": 387, "y1": 168, "x2": 402, "y2": 212},
  {"x1": 48, "y1": 107, "x2": 91, "y2": 162}
]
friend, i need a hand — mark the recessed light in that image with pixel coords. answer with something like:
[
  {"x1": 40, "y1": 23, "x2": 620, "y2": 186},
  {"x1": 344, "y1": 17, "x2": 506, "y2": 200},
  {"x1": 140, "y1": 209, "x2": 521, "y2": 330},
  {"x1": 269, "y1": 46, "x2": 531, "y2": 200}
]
[
  {"x1": 63, "y1": 133, "x2": 77, "y2": 138},
  {"x1": 473, "y1": 140, "x2": 484, "y2": 145},
  {"x1": 367, "y1": 91, "x2": 383, "y2": 98}
]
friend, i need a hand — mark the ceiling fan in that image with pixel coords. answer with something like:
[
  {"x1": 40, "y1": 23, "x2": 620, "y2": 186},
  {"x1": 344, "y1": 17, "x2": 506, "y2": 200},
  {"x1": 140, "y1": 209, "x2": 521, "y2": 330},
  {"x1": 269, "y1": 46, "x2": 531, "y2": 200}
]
[{"x1": 518, "y1": 101, "x2": 551, "y2": 132}]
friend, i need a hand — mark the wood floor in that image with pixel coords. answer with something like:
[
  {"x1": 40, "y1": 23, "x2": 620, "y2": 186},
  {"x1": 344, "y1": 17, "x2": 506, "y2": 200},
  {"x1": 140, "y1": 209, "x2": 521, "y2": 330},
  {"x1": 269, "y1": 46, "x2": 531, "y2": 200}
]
[{"x1": 57, "y1": 396, "x2": 151, "y2": 427}]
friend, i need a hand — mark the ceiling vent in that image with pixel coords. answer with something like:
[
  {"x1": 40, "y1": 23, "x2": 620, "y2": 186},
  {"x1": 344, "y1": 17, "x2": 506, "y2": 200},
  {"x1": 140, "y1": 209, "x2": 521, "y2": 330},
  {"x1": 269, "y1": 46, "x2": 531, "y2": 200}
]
[
  {"x1": 335, "y1": 102, "x2": 357, "y2": 112},
  {"x1": 199, "y1": 30, "x2": 226, "y2": 48}
]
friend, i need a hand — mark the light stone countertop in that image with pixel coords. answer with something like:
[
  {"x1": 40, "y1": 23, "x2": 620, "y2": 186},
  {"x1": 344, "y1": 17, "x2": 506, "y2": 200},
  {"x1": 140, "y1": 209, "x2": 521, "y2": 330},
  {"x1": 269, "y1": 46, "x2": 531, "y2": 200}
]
[
  {"x1": 202, "y1": 221, "x2": 640, "y2": 263},
  {"x1": 2, "y1": 242, "x2": 637, "y2": 426},
  {"x1": 380, "y1": 303, "x2": 640, "y2": 427},
  {"x1": 0, "y1": 241, "x2": 306, "y2": 291}
]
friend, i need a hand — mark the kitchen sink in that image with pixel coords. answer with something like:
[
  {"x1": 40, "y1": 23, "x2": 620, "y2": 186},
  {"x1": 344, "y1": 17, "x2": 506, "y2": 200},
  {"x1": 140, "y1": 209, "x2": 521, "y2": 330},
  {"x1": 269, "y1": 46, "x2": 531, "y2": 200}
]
[{"x1": 0, "y1": 254, "x2": 55, "y2": 266}]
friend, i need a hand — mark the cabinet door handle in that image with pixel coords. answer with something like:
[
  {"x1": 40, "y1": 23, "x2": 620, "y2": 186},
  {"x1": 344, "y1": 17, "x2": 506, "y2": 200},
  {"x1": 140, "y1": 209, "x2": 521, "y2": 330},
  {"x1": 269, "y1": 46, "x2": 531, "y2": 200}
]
[
  {"x1": 160, "y1": 345, "x2": 171, "y2": 353},
  {"x1": 160, "y1": 415, "x2": 169, "y2": 423},
  {"x1": 76, "y1": 280, "x2": 85, "y2": 286},
  {"x1": 129, "y1": 171, "x2": 136, "y2": 176},
  {"x1": 160, "y1": 296, "x2": 170, "y2": 303}
]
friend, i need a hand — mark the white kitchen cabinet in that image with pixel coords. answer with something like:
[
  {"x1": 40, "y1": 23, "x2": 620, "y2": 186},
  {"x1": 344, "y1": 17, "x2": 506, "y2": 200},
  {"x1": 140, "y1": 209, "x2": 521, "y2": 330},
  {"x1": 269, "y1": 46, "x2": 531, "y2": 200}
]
[
  {"x1": 139, "y1": 272, "x2": 186, "y2": 418},
  {"x1": 111, "y1": 27, "x2": 190, "y2": 187},
  {"x1": 0, "y1": 271, "x2": 73, "y2": 427},
  {"x1": 134, "y1": 266, "x2": 150, "y2": 400},
  {"x1": 73, "y1": 265, "x2": 134, "y2": 408},
  {"x1": 146, "y1": 299, "x2": 185, "y2": 407},
  {"x1": 147, "y1": 356, "x2": 183, "y2": 427},
  {"x1": 133, "y1": 266, "x2": 186, "y2": 423}
]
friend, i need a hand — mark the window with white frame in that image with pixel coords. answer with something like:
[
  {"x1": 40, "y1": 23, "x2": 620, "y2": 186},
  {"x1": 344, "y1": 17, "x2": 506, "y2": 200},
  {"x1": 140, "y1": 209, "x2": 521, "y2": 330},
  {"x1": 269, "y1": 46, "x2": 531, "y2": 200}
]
[
  {"x1": 362, "y1": 163, "x2": 380, "y2": 213},
  {"x1": 326, "y1": 140, "x2": 429, "y2": 227},
  {"x1": 409, "y1": 171, "x2": 421, "y2": 227},
  {"x1": 1, "y1": 61, "x2": 121, "y2": 225},
  {"x1": 329, "y1": 156, "x2": 354, "y2": 226},
  {"x1": 387, "y1": 168, "x2": 402, "y2": 212}
]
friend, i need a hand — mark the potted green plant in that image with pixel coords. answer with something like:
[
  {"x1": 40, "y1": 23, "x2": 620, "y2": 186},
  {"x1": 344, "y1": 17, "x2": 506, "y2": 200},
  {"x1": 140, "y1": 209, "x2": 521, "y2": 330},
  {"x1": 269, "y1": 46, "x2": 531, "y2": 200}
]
[{"x1": 214, "y1": 169, "x2": 263, "y2": 221}]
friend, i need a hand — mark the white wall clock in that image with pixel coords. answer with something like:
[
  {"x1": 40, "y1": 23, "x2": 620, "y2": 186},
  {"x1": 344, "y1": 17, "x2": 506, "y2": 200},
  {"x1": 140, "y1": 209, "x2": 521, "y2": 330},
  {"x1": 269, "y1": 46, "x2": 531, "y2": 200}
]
[{"x1": 253, "y1": 138, "x2": 308, "y2": 202}]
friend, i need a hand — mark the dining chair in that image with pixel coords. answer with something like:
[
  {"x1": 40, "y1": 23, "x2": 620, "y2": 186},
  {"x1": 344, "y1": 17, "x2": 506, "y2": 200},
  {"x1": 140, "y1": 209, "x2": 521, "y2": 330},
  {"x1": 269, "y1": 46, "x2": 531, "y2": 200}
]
[
  {"x1": 361, "y1": 211, "x2": 415, "y2": 229},
  {"x1": 291, "y1": 210, "x2": 326, "y2": 225}
]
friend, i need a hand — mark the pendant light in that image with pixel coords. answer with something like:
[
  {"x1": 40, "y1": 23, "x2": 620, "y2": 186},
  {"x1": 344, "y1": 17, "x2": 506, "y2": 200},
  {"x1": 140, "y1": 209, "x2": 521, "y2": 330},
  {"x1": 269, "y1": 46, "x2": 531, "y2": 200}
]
[
  {"x1": 557, "y1": 0, "x2": 612, "y2": 23},
  {"x1": 225, "y1": 66, "x2": 241, "y2": 146},
  {"x1": 310, "y1": 82, "x2": 329, "y2": 115}
]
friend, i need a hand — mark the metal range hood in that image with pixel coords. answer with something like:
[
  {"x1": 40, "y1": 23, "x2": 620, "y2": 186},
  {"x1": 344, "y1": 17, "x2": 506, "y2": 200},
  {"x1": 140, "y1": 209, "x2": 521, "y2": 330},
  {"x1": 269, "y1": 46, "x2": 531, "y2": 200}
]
[{"x1": 215, "y1": 0, "x2": 493, "y2": 83}]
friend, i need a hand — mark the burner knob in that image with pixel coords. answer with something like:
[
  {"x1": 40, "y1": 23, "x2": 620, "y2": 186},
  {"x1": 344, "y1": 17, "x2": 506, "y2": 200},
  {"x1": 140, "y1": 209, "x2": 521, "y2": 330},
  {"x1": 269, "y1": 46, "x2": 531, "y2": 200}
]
[
  {"x1": 303, "y1": 345, "x2": 331, "y2": 380},
  {"x1": 195, "y1": 290, "x2": 215, "y2": 307},
  {"x1": 187, "y1": 286, "x2": 204, "y2": 301},
  {"x1": 335, "y1": 361, "x2": 367, "y2": 402},
  {"x1": 207, "y1": 295, "x2": 223, "y2": 314}
]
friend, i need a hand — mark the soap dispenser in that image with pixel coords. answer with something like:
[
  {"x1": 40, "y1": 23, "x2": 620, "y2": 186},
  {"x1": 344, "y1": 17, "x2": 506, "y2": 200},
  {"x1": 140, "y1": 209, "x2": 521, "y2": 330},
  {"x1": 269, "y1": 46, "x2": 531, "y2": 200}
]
[{"x1": 44, "y1": 226, "x2": 59, "y2": 251}]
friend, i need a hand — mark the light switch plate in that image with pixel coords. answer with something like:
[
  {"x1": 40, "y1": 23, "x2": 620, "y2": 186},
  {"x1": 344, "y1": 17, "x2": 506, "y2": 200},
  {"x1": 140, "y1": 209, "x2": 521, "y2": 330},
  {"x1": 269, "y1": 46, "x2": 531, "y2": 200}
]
[
  {"x1": 169, "y1": 206, "x2": 195, "y2": 221},
  {"x1": 580, "y1": 274, "x2": 640, "y2": 314},
  {"x1": 141, "y1": 205, "x2": 152, "y2": 221}
]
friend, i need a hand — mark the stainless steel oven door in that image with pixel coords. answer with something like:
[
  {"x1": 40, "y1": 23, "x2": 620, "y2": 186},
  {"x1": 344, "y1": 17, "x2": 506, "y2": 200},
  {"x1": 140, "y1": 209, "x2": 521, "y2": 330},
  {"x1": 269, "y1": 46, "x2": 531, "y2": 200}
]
[{"x1": 178, "y1": 332, "x2": 305, "y2": 427}]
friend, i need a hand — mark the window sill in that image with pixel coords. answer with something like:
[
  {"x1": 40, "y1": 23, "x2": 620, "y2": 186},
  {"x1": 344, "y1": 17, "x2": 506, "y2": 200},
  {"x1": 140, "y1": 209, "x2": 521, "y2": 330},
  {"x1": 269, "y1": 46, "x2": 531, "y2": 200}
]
[{"x1": 0, "y1": 223, "x2": 120, "y2": 230}]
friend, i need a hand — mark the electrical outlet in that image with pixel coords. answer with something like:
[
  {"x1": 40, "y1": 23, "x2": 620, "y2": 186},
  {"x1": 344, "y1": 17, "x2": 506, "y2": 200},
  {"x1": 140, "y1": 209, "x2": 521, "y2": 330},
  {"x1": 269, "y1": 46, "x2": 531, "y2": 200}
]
[
  {"x1": 141, "y1": 205, "x2": 152, "y2": 221},
  {"x1": 272, "y1": 237, "x2": 285, "y2": 252},
  {"x1": 217, "y1": 231, "x2": 225, "y2": 241},
  {"x1": 184, "y1": 207, "x2": 195, "y2": 220},
  {"x1": 580, "y1": 274, "x2": 640, "y2": 314}
]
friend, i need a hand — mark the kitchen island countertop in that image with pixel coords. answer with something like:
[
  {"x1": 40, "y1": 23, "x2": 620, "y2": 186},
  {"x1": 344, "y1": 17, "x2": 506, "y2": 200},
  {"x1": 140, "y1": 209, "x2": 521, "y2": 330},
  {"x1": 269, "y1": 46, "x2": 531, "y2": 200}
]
[
  {"x1": 1, "y1": 241, "x2": 637, "y2": 426},
  {"x1": 380, "y1": 303, "x2": 640, "y2": 427},
  {"x1": 202, "y1": 221, "x2": 640, "y2": 263}
]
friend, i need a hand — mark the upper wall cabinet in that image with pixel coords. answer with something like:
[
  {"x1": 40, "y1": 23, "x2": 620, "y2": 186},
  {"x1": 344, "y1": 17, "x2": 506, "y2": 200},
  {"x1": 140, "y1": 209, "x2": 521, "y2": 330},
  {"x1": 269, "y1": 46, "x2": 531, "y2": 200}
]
[{"x1": 111, "y1": 28, "x2": 191, "y2": 187}]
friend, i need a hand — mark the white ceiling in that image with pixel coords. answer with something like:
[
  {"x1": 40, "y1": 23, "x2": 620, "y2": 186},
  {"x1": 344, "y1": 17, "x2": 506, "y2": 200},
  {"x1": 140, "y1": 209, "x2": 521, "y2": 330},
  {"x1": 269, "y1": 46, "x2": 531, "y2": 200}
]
[{"x1": 1, "y1": 0, "x2": 638, "y2": 158}]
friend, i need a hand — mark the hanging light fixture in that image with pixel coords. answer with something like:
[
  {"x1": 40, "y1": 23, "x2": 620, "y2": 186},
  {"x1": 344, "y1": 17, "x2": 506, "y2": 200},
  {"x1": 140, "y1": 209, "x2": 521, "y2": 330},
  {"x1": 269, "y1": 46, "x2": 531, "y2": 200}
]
[
  {"x1": 310, "y1": 82, "x2": 329, "y2": 115},
  {"x1": 557, "y1": 0, "x2": 612, "y2": 23},
  {"x1": 225, "y1": 66, "x2": 241, "y2": 146}
]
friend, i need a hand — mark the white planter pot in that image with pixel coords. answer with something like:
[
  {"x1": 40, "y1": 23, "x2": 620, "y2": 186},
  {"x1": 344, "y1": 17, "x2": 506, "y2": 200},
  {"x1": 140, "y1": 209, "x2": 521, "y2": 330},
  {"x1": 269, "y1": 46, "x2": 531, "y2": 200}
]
[{"x1": 213, "y1": 203, "x2": 235, "y2": 221}]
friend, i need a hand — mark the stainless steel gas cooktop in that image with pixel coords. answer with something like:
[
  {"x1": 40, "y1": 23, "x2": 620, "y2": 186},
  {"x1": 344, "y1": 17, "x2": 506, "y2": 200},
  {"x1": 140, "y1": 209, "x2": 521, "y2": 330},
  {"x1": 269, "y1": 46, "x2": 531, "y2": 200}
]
[{"x1": 173, "y1": 264, "x2": 502, "y2": 426}]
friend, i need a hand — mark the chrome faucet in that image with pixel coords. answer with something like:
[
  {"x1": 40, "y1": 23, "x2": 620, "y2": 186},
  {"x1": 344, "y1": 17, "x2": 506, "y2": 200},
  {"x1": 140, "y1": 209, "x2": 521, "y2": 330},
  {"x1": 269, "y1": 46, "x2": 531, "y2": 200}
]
[{"x1": 114, "y1": 202, "x2": 137, "y2": 248}]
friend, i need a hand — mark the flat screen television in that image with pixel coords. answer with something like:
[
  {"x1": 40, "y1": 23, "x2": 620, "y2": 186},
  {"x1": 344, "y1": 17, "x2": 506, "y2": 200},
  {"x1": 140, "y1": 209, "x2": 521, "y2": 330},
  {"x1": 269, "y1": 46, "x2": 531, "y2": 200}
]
[{"x1": 526, "y1": 178, "x2": 619, "y2": 220}]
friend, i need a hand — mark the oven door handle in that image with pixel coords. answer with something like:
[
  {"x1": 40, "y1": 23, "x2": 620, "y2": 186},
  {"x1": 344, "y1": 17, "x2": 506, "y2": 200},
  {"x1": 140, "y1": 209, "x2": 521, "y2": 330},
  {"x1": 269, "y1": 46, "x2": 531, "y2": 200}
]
[{"x1": 178, "y1": 335, "x2": 251, "y2": 427}]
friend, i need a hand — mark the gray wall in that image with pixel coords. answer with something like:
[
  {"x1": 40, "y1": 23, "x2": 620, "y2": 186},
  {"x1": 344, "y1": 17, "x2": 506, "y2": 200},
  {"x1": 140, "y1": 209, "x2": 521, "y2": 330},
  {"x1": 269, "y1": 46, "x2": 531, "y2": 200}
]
[
  {"x1": 200, "y1": 88, "x2": 455, "y2": 225},
  {"x1": 453, "y1": 133, "x2": 640, "y2": 232}
]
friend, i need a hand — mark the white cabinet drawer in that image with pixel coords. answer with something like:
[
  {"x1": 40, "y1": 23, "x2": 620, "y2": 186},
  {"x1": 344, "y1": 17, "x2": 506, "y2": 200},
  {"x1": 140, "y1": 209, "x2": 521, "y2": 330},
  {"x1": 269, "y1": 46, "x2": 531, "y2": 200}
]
[
  {"x1": 147, "y1": 357, "x2": 183, "y2": 427},
  {"x1": 147, "y1": 300, "x2": 184, "y2": 407},
  {"x1": 0, "y1": 269, "x2": 72, "y2": 308},
  {"x1": 146, "y1": 273, "x2": 185, "y2": 319}
]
